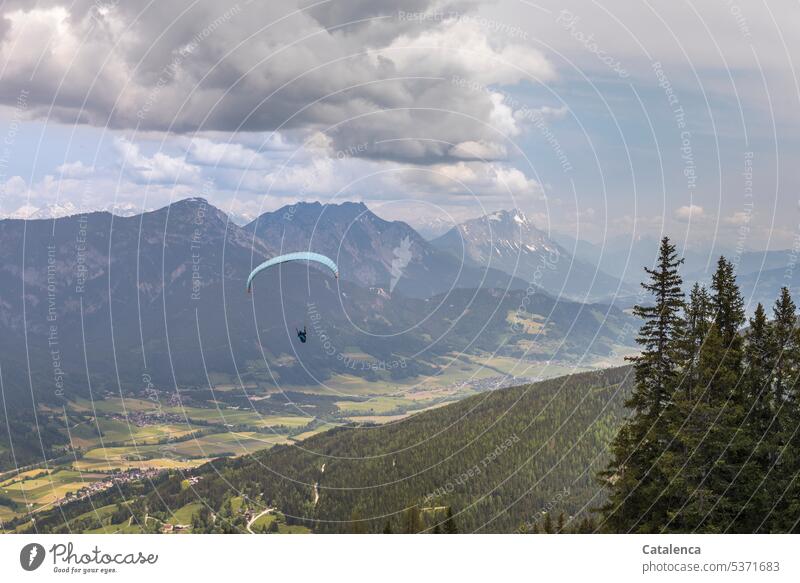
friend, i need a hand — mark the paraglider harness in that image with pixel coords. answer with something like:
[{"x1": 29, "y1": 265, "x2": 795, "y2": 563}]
[{"x1": 296, "y1": 326, "x2": 307, "y2": 343}]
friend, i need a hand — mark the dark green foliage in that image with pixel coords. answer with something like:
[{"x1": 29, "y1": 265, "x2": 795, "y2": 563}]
[
  {"x1": 28, "y1": 366, "x2": 633, "y2": 533},
  {"x1": 629, "y1": 237, "x2": 685, "y2": 415},
  {"x1": 443, "y1": 507, "x2": 458, "y2": 534},
  {"x1": 401, "y1": 506, "x2": 424, "y2": 534},
  {"x1": 771, "y1": 287, "x2": 797, "y2": 405},
  {"x1": 600, "y1": 237, "x2": 684, "y2": 532},
  {"x1": 601, "y1": 246, "x2": 800, "y2": 533}
]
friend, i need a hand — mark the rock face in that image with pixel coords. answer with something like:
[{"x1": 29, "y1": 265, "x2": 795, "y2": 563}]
[
  {"x1": 432, "y1": 209, "x2": 627, "y2": 301},
  {"x1": 245, "y1": 201, "x2": 527, "y2": 298},
  {"x1": 0, "y1": 198, "x2": 636, "y2": 403}
]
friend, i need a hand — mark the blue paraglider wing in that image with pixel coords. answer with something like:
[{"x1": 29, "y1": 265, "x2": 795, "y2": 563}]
[{"x1": 246, "y1": 252, "x2": 339, "y2": 292}]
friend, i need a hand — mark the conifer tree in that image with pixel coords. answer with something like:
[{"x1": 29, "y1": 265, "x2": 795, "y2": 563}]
[
  {"x1": 630, "y1": 237, "x2": 686, "y2": 415},
  {"x1": 710, "y1": 256, "x2": 745, "y2": 368},
  {"x1": 770, "y1": 287, "x2": 800, "y2": 532},
  {"x1": 744, "y1": 304, "x2": 774, "y2": 434},
  {"x1": 599, "y1": 237, "x2": 684, "y2": 532},
  {"x1": 543, "y1": 512, "x2": 553, "y2": 534},
  {"x1": 680, "y1": 283, "x2": 713, "y2": 397},
  {"x1": 668, "y1": 258, "x2": 744, "y2": 531},
  {"x1": 402, "y1": 505, "x2": 424, "y2": 534},
  {"x1": 771, "y1": 287, "x2": 798, "y2": 406},
  {"x1": 730, "y1": 303, "x2": 775, "y2": 532},
  {"x1": 443, "y1": 506, "x2": 458, "y2": 534}
]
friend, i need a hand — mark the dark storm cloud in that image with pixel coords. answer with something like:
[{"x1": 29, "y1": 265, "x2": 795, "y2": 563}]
[{"x1": 0, "y1": 0, "x2": 550, "y2": 163}]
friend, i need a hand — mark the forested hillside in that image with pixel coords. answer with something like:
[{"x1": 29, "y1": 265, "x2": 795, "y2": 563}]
[{"x1": 26, "y1": 366, "x2": 633, "y2": 534}]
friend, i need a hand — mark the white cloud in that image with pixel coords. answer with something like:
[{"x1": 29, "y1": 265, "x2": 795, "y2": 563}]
[
  {"x1": 674, "y1": 204, "x2": 705, "y2": 222},
  {"x1": 188, "y1": 138, "x2": 269, "y2": 169},
  {"x1": 1, "y1": 175, "x2": 27, "y2": 197},
  {"x1": 448, "y1": 140, "x2": 507, "y2": 160},
  {"x1": 724, "y1": 211, "x2": 752, "y2": 226},
  {"x1": 377, "y1": 17, "x2": 555, "y2": 85},
  {"x1": 57, "y1": 161, "x2": 94, "y2": 178},
  {"x1": 114, "y1": 138, "x2": 201, "y2": 184},
  {"x1": 401, "y1": 160, "x2": 542, "y2": 200}
]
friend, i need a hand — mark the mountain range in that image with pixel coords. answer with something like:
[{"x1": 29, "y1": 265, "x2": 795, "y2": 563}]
[
  {"x1": 245, "y1": 201, "x2": 528, "y2": 298},
  {"x1": 0, "y1": 198, "x2": 637, "y2": 407},
  {"x1": 432, "y1": 209, "x2": 630, "y2": 301}
]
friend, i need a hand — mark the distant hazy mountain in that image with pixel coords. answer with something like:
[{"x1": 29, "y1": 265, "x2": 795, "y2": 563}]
[
  {"x1": 410, "y1": 215, "x2": 460, "y2": 240},
  {"x1": 0, "y1": 198, "x2": 637, "y2": 405},
  {"x1": 685, "y1": 249, "x2": 795, "y2": 281},
  {"x1": 696, "y1": 253, "x2": 800, "y2": 315},
  {"x1": 432, "y1": 209, "x2": 630, "y2": 301},
  {"x1": 8, "y1": 201, "x2": 81, "y2": 220},
  {"x1": 6, "y1": 200, "x2": 146, "y2": 220},
  {"x1": 551, "y1": 231, "x2": 794, "y2": 312},
  {"x1": 224, "y1": 209, "x2": 257, "y2": 227},
  {"x1": 552, "y1": 232, "x2": 735, "y2": 286},
  {"x1": 245, "y1": 202, "x2": 529, "y2": 298}
]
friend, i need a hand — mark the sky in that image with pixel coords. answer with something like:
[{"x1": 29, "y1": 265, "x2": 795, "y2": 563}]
[{"x1": 0, "y1": 0, "x2": 798, "y2": 250}]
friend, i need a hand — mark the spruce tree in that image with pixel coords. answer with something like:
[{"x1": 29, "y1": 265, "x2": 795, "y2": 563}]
[
  {"x1": 599, "y1": 237, "x2": 684, "y2": 532},
  {"x1": 744, "y1": 304, "x2": 774, "y2": 435},
  {"x1": 710, "y1": 256, "x2": 745, "y2": 368},
  {"x1": 669, "y1": 259, "x2": 745, "y2": 532},
  {"x1": 543, "y1": 512, "x2": 553, "y2": 534},
  {"x1": 771, "y1": 287, "x2": 797, "y2": 406},
  {"x1": 730, "y1": 303, "x2": 775, "y2": 532},
  {"x1": 401, "y1": 506, "x2": 423, "y2": 534},
  {"x1": 443, "y1": 506, "x2": 458, "y2": 534},
  {"x1": 769, "y1": 287, "x2": 800, "y2": 532},
  {"x1": 630, "y1": 237, "x2": 686, "y2": 415},
  {"x1": 680, "y1": 283, "x2": 713, "y2": 398},
  {"x1": 599, "y1": 253, "x2": 800, "y2": 533}
]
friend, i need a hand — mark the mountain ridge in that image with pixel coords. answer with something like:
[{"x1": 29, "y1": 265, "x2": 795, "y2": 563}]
[{"x1": 432, "y1": 209, "x2": 630, "y2": 301}]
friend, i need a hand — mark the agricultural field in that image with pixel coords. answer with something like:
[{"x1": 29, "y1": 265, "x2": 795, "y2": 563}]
[
  {"x1": 70, "y1": 397, "x2": 161, "y2": 414},
  {"x1": 0, "y1": 468, "x2": 108, "y2": 515},
  {"x1": 170, "y1": 502, "x2": 204, "y2": 525},
  {"x1": 67, "y1": 418, "x2": 198, "y2": 448},
  {"x1": 250, "y1": 510, "x2": 311, "y2": 534},
  {"x1": 335, "y1": 396, "x2": 415, "y2": 416},
  {"x1": 290, "y1": 423, "x2": 340, "y2": 441},
  {"x1": 74, "y1": 432, "x2": 290, "y2": 471},
  {"x1": 160, "y1": 406, "x2": 313, "y2": 429}
]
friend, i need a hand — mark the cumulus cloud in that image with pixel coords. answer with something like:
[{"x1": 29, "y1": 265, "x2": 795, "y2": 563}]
[
  {"x1": 400, "y1": 160, "x2": 542, "y2": 201},
  {"x1": 114, "y1": 138, "x2": 200, "y2": 184},
  {"x1": 724, "y1": 211, "x2": 752, "y2": 226},
  {"x1": 0, "y1": 175, "x2": 27, "y2": 197},
  {"x1": 0, "y1": 1, "x2": 552, "y2": 164},
  {"x1": 674, "y1": 204, "x2": 705, "y2": 222},
  {"x1": 56, "y1": 160, "x2": 94, "y2": 178},
  {"x1": 188, "y1": 138, "x2": 270, "y2": 169},
  {"x1": 448, "y1": 140, "x2": 507, "y2": 160}
]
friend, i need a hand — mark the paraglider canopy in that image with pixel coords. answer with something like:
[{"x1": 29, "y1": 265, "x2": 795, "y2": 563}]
[{"x1": 246, "y1": 252, "x2": 339, "y2": 293}]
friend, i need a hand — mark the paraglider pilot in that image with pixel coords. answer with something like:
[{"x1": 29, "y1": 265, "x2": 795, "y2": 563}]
[{"x1": 296, "y1": 326, "x2": 307, "y2": 343}]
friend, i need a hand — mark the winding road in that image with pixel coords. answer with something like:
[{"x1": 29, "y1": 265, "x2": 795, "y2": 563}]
[{"x1": 246, "y1": 507, "x2": 275, "y2": 534}]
